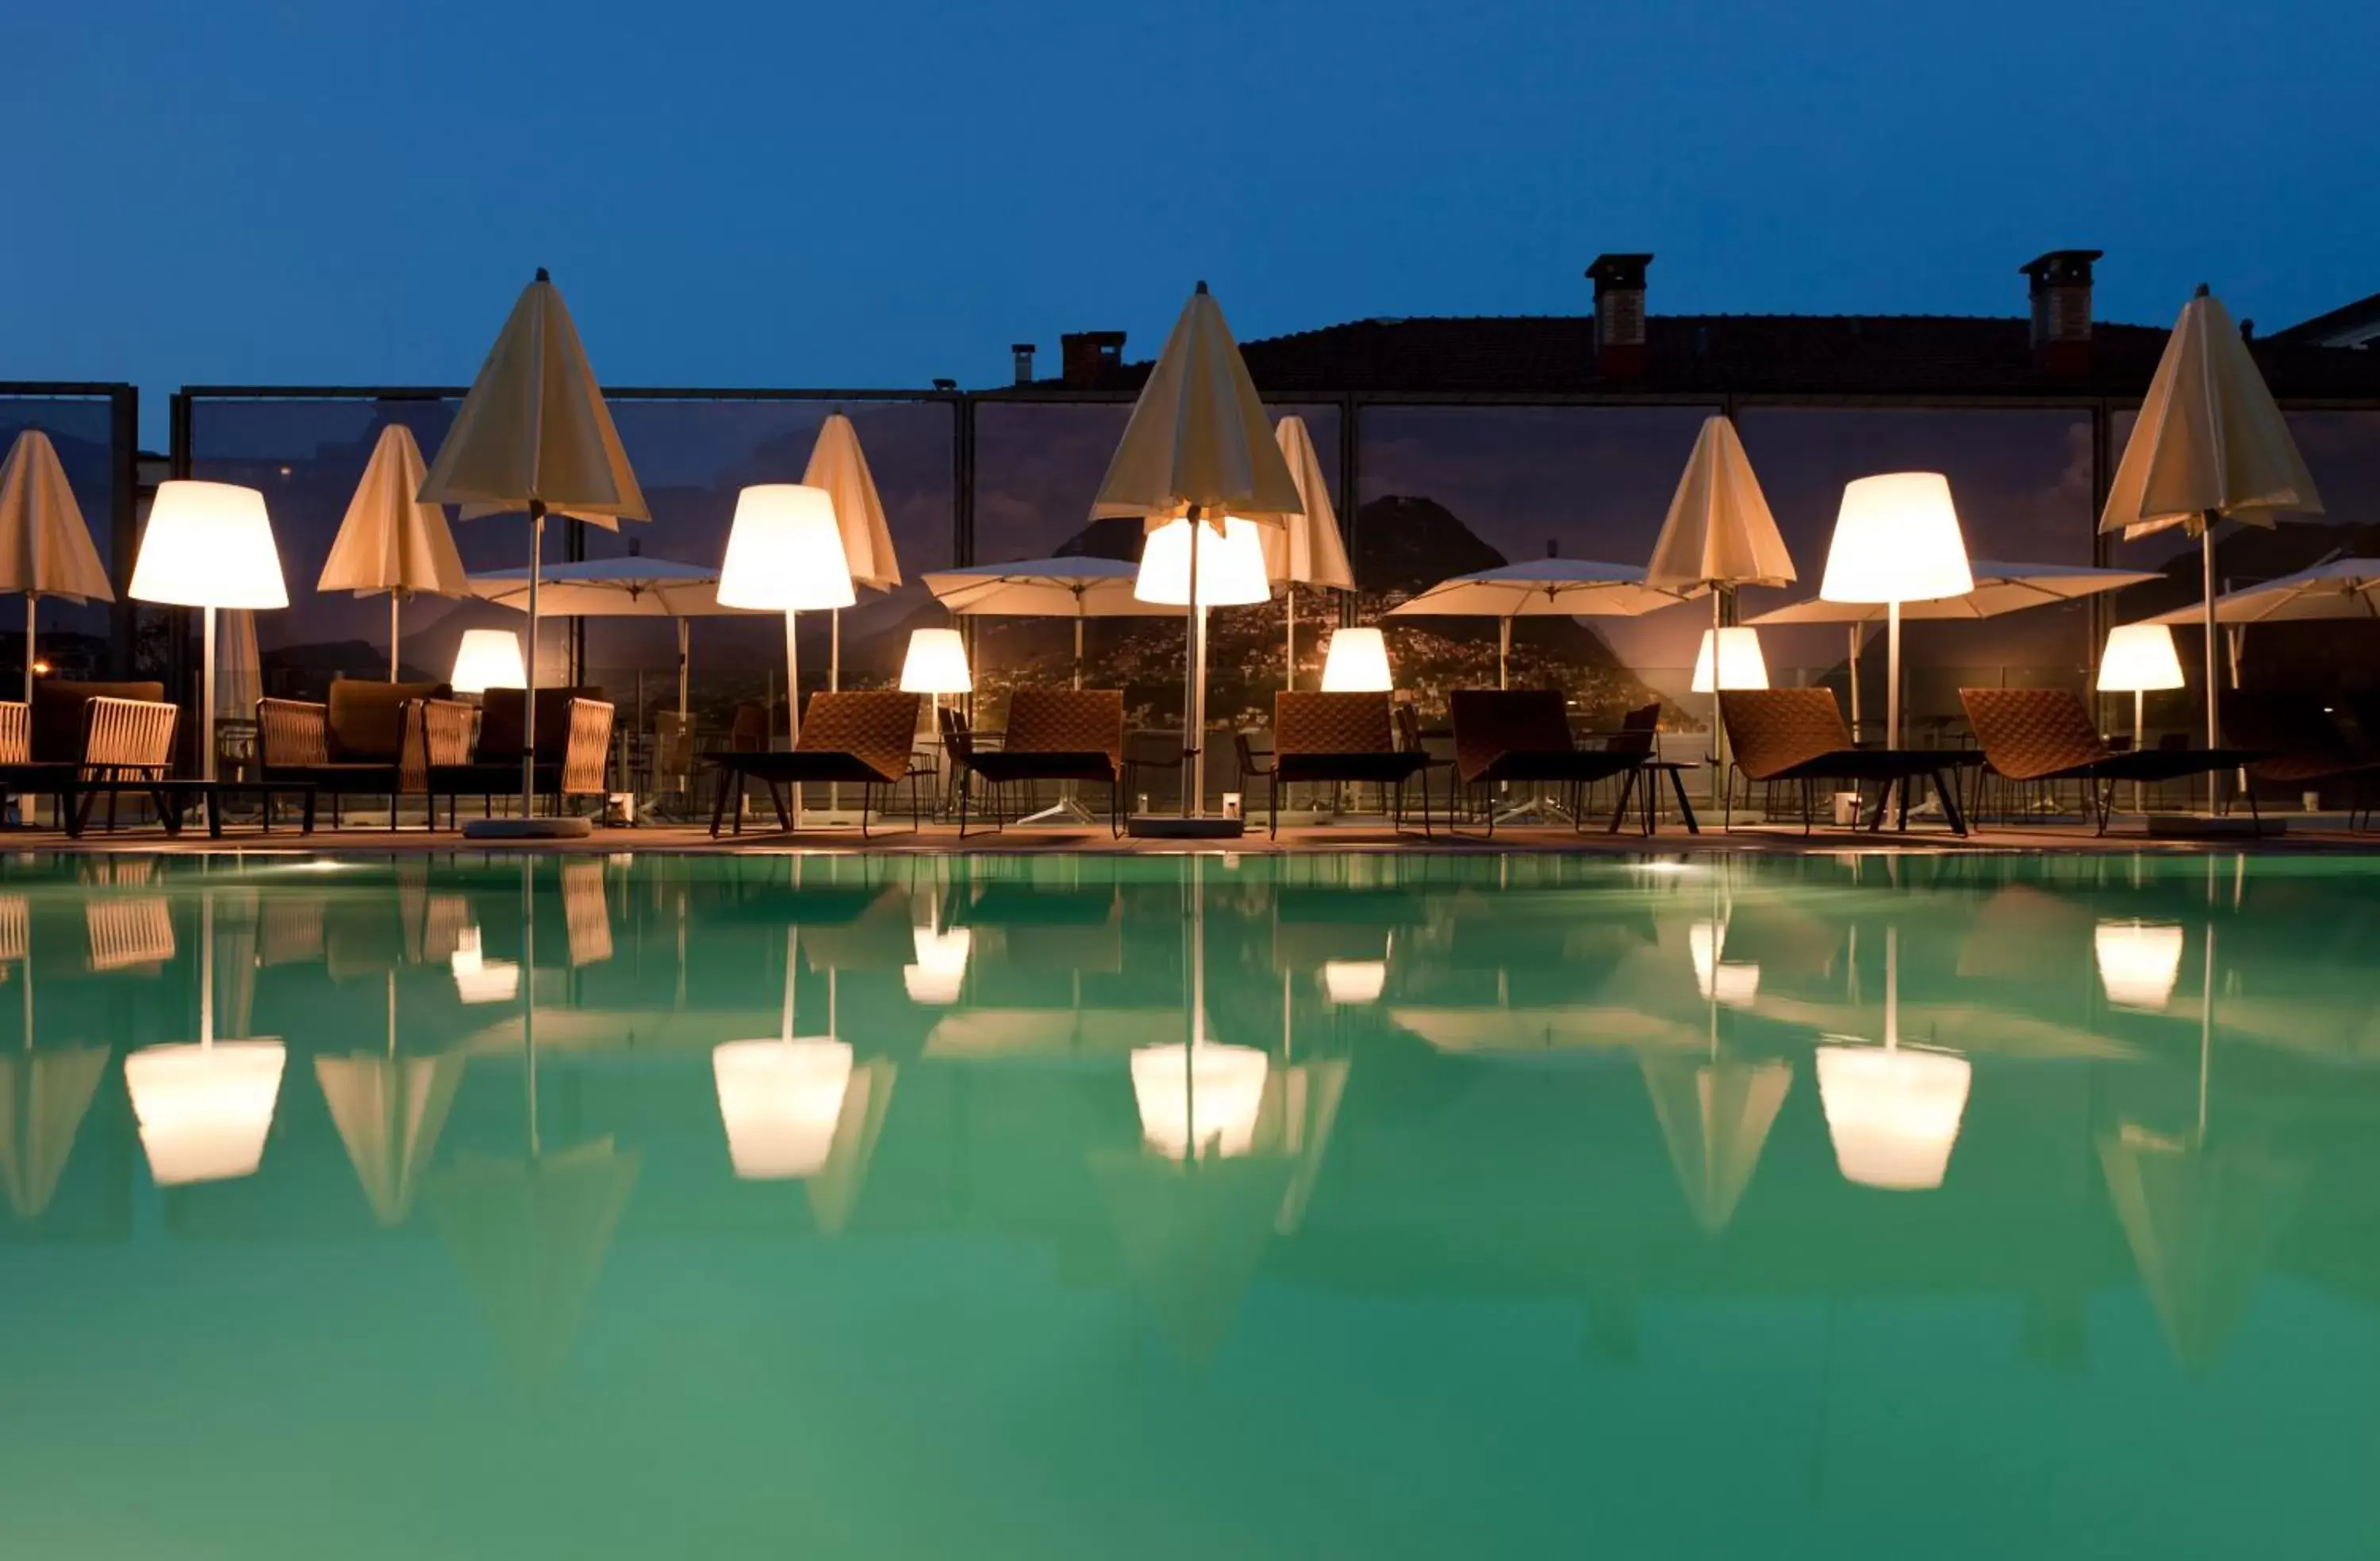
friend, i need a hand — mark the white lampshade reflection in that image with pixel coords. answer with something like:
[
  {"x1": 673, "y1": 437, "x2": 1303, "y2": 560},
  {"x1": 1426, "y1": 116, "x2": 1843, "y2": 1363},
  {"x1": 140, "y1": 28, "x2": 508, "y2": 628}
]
[
  {"x1": 128, "y1": 481, "x2": 290, "y2": 609},
  {"x1": 450, "y1": 926, "x2": 522, "y2": 1005},
  {"x1": 1134, "y1": 517, "x2": 1273, "y2": 608},
  {"x1": 450, "y1": 628, "x2": 527, "y2": 694},
  {"x1": 1815, "y1": 1045, "x2": 1971, "y2": 1191},
  {"x1": 125, "y1": 1041, "x2": 287, "y2": 1186},
  {"x1": 1687, "y1": 920, "x2": 1760, "y2": 1007},
  {"x1": 2097, "y1": 623, "x2": 2186, "y2": 693},
  {"x1": 2095, "y1": 920, "x2": 2186, "y2": 1010},
  {"x1": 716, "y1": 484, "x2": 856, "y2": 610},
  {"x1": 898, "y1": 628, "x2": 973, "y2": 696},
  {"x1": 1690, "y1": 627, "x2": 1771, "y2": 693},
  {"x1": 903, "y1": 924, "x2": 973, "y2": 1005},
  {"x1": 1130, "y1": 1041, "x2": 1270, "y2": 1161},
  {"x1": 711, "y1": 1037, "x2": 855, "y2": 1179},
  {"x1": 1319, "y1": 627, "x2": 1393, "y2": 692},
  {"x1": 1819, "y1": 473, "x2": 1974, "y2": 605},
  {"x1": 1321, "y1": 959, "x2": 1387, "y2": 1005}
]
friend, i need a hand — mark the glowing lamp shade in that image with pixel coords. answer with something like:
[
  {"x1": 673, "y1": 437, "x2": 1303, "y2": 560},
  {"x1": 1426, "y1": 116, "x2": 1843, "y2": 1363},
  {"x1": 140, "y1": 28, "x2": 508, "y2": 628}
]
[
  {"x1": 2095, "y1": 920, "x2": 2186, "y2": 1011},
  {"x1": 898, "y1": 628, "x2": 973, "y2": 696},
  {"x1": 449, "y1": 926, "x2": 522, "y2": 1005},
  {"x1": 128, "y1": 481, "x2": 290, "y2": 609},
  {"x1": 1322, "y1": 959, "x2": 1387, "y2": 1005},
  {"x1": 1134, "y1": 517, "x2": 1273, "y2": 608},
  {"x1": 1818, "y1": 473, "x2": 1974, "y2": 605},
  {"x1": 124, "y1": 1041, "x2": 288, "y2": 1186},
  {"x1": 450, "y1": 628, "x2": 526, "y2": 694},
  {"x1": 1688, "y1": 920, "x2": 1761, "y2": 1007},
  {"x1": 716, "y1": 484, "x2": 856, "y2": 610},
  {"x1": 711, "y1": 1038, "x2": 855, "y2": 1180},
  {"x1": 1691, "y1": 627, "x2": 1771, "y2": 693},
  {"x1": 1130, "y1": 1041, "x2": 1270, "y2": 1161},
  {"x1": 903, "y1": 925, "x2": 973, "y2": 1005},
  {"x1": 2097, "y1": 623, "x2": 2186, "y2": 693},
  {"x1": 1319, "y1": 627, "x2": 1393, "y2": 692},
  {"x1": 1815, "y1": 1045, "x2": 1971, "y2": 1191}
]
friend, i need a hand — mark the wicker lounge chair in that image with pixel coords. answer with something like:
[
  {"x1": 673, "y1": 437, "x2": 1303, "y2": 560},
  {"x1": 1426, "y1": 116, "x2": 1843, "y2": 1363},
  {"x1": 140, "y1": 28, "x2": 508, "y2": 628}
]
[
  {"x1": 1449, "y1": 691, "x2": 1687, "y2": 837},
  {"x1": 255, "y1": 678, "x2": 447, "y2": 829},
  {"x1": 422, "y1": 688, "x2": 614, "y2": 828},
  {"x1": 1959, "y1": 688, "x2": 2264, "y2": 834},
  {"x1": 1718, "y1": 688, "x2": 1972, "y2": 834},
  {"x1": 708, "y1": 689, "x2": 923, "y2": 837},
  {"x1": 2220, "y1": 690, "x2": 2380, "y2": 827},
  {"x1": 945, "y1": 688, "x2": 1127, "y2": 838},
  {"x1": 0, "y1": 685, "x2": 178, "y2": 834},
  {"x1": 1235, "y1": 691, "x2": 1434, "y2": 838}
]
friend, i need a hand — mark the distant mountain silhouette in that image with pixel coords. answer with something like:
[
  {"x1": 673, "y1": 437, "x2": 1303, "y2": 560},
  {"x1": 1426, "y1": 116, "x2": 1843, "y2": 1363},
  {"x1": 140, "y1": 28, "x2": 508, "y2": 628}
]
[
  {"x1": 1055, "y1": 515, "x2": 1146, "y2": 562},
  {"x1": 1352, "y1": 495, "x2": 1507, "y2": 594}
]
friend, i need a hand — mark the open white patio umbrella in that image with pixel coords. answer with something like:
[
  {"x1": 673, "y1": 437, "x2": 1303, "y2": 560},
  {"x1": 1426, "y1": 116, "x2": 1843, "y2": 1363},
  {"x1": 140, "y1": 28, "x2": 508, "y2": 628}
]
[
  {"x1": 1095, "y1": 284, "x2": 1300, "y2": 830},
  {"x1": 1385, "y1": 558, "x2": 1685, "y2": 688},
  {"x1": 2141, "y1": 556, "x2": 2380, "y2": 627},
  {"x1": 321, "y1": 424, "x2": 470, "y2": 679},
  {"x1": 1748, "y1": 560, "x2": 2160, "y2": 736},
  {"x1": 2099, "y1": 287, "x2": 2321, "y2": 767},
  {"x1": 469, "y1": 550, "x2": 750, "y2": 722},
  {"x1": 1263, "y1": 416, "x2": 1354, "y2": 690},
  {"x1": 804, "y1": 412, "x2": 902, "y2": 693},
  {"x1": 419, "y1": 270, "x2": 647, "y2": 839},
  {"x1": 922, "y1": 555, "x2": 1173, "y2": 685},
  {"x1": 0, "y1": 430, "x2": 113, "y2": 703},
  {"x1": 1644, "y1": 415, "x2": 1794, "y2": 792}
]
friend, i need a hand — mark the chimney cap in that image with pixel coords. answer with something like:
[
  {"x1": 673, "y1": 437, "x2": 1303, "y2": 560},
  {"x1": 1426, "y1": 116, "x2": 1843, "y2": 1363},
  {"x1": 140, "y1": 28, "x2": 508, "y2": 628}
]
[
  {"x1": 1010, "y1": 342, "x2": 1037, "y2": 354},
  {"x1": 2019, "y1": 249, "x2": 2103, "y2": 282},
  {"x1": 1585, "y1": 253, "x2": 1654, "y2": 287}
]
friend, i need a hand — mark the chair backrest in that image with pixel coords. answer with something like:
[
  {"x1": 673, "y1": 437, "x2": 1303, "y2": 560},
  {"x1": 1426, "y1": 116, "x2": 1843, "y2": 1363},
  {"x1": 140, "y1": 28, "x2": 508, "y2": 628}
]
[
  {"x1": 937, "y1": 702, "x2": 974, "y2": 761},
  {"x1": 478, "y1": 687, "x2": 601, "y2": 762},
  {"x1": 2220, "y1": 688, "x2": 2353, "y2": 767},
  {"x1": 560, "y1": 699, "x2": 614, "y2": 797},
  {"x1": 82, "y1": 696, "x2": 178, "y2": 774},
  {"x1": 728, "y1": 701, "x2": 772, "y2": 752},
  {"x1": 1450, "y1": 689, "x2": 1573, "y2": 782},
  {"x1": 1719, "y1": 688, "x2": 1852, "y2": 780},
  {"x1": 328, "y1": 678, "x2": 448, "y2": 761},
  {"x1": 1275, "y1": 691, "x2": 1395, "y2": 757},
  {"x1": 1007, "y1": 688, "x2": 1125, "y2": 770},
  {"x1": 1958, "y1": 688, "x2": 2109, "y2": 780},
  {"x1": 32, "y1": 680, "x2": 165, "y2": 765},
  {"x1": 1606, "y1": 701, "x2": 1662, "y2": 757},
  {"x1": 796, "y1": 690, "x2": 922, "y2": 782},
  {"x1": 654, "y1": 711, "x2": 694, "y2": 779},
  {"x1": 0, "y1": 701, "x2": 27, "y2": 766},
  {"x1": 1392, "y1": 701, "x2": 1425, "y2": 753}
]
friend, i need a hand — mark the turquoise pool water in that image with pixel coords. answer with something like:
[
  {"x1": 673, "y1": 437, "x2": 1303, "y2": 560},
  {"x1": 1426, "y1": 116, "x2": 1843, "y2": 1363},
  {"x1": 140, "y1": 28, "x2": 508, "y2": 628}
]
[{"x1": 2, "y1": 849, "x2": 2377, "y2": 1557}]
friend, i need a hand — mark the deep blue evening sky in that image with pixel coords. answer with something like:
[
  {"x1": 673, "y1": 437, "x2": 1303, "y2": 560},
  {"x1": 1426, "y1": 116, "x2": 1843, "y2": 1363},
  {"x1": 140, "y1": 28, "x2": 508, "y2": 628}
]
[{"x1": 7, "y1": 0, "x2": 2375, "y2": 437}]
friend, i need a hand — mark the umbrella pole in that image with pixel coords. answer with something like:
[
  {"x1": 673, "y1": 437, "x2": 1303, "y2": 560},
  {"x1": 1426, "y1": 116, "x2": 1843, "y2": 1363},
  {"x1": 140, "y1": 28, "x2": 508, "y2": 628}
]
[
  {"x1": 784, "y1": 610, "x2": 802, "y2": 827},
  {"x1": 202, "y1": 604, "x2": 217, "y2": 784},
  {"x1": 678, "y1": 617, "x2": 689, "y2": 723},
  {"x1": 1180, "y1": 516, "x2": 1204, "y2": 817},
  {"x1": 2202, "y1": 524, "x2": 2224, "y2": 809},
  {"x1": 1285, "y1": 589, "x2": 1295, "y2": 694},
  {"x1": 1710, "y1": 590, "x2": 1726, "y2": 805},
  {"x1": 1848, "y1": 625, "x2": 1863, "y2": 744},
  {"x1": 389, "y1": 595, "x2": 400, "y2": 683},
  {"x1": 21, "y1": 594, "x2": 31, "y2": 706},
  {"x1": 1074, "y1": 617, "x2": 1084, "y2": 692},
  {"x1": 521, "y1": 504, "x2": 543, "y2": 815},
  {"x1": 828, "y1": 611, "x2": 841, "y2": 815},
  {"x1": 1499, "y1": 618, "x2": 1511, "y2": 692}
]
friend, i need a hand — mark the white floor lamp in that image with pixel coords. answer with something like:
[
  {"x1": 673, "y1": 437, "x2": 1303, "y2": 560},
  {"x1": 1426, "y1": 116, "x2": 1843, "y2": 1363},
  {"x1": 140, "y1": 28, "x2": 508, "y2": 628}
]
[
  {"x1": 1819, "y1": 474, "x2": 1971, "y2": 750},
  {"x1": 128, "y1": 481, "x2": 289, "y2": 788}
]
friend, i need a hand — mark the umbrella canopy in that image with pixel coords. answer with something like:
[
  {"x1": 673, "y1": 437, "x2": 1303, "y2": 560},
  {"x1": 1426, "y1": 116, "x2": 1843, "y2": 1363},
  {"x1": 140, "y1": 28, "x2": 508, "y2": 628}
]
[
  {"x1": 0, "y1": 429, "x2": 114, "y2": 704},
  {"x1": 1639, "y1": 1055, "x2": 1792, "y2": 1235},
  {"x1": 467, "y1": 553, "x2": 744, "y2": 618},
  {"x1": 316, "y1": 1052, "x2": 465, "y2": 1227},
  {"x1": 922, "y1": 556, "x2": 1175, "y2": 618},
  {"x1": 418, "y1": 271, "x2": 649, "y2": 526},
  {"x1": 1092, "y1": 284, "x2": 1301, "y2": 527},
  {"x1": 1644, "y1": 415, "x2": 1794, "y2": 593},
  {"x1": 321, "y1": 425, "x2": 470, "y2": 598},
  {"x1": 0, "y1": 1046, "x2": 109, "y2": 1220},
  {"x1": 803, "y1": 412, "x2": 900, "y2": 593},
  {"x1": 2098, "y1": 1123, "x2": 2302, "y2": 1371},
  {"x1": 2139, "y1": 556, "x2": 2380, "y2": 626},
  {"x1": 429, "y1": 1140, "x2": 640, "y2": 1383},
  {"x1": 1745, "y1": 561, "x2": 2160, "y2": 624},
  {"x1": 1261, "y1": 416, "x2": 1352, "y2": 589},
  {"x1": 1386, "y1": 558, "x2": 1686, "y2": 619}
]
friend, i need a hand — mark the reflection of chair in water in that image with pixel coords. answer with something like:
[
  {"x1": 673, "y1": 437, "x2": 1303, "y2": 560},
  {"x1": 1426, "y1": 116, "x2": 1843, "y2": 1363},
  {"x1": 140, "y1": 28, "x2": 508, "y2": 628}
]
[
  {"x1": 85, "y1": 897, "x2": 175, "y2": 972},
  {"x1": 559, "y1": 860, "x2": 613, "y2": 967}
]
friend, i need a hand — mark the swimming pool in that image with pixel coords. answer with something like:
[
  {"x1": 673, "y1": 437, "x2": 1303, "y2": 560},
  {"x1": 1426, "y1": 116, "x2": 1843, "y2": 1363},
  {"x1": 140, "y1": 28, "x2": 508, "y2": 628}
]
[{"x1": 2, "y1": 849, "x2": 2375, "y2": 1557}]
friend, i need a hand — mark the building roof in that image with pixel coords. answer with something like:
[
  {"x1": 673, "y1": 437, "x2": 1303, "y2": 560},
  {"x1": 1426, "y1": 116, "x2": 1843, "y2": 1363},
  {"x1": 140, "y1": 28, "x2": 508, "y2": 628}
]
[{"x1": 2271, "y1": 290, "x2": 2380, "y2": 350}]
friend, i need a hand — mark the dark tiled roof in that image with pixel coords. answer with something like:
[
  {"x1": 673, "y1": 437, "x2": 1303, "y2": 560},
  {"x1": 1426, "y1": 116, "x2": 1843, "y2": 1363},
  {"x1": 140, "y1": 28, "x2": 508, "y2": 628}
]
[
  {"x1": 2270, "y1": 290, "x2": 2380, "y2": 347},
  {"x1": 1025, "y1": 313, "x2": 2380, "y2": 401}
]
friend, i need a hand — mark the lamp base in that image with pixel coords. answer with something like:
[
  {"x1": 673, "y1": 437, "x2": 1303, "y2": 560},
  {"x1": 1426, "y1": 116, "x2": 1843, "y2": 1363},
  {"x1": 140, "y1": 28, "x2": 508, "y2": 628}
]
[
  {"x1": 1126, "y1": 815, "x2": 1245, "y2": 841},
  {"x1": 463, "y1": 816, "x2": 593, "y2": 841}
]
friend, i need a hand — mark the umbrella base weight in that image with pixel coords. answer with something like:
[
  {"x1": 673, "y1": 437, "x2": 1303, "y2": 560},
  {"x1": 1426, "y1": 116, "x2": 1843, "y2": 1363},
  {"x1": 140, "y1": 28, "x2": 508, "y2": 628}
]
[
  {"x1": 1126, "y1": 815, "x2": 1245, "y2": 840},
  {"x1": 2144, "y1": 815, "x2": 2277, "y2": 840},
  {"x1": 463, "y1": 816, "x2": 593, "y2": 841}
]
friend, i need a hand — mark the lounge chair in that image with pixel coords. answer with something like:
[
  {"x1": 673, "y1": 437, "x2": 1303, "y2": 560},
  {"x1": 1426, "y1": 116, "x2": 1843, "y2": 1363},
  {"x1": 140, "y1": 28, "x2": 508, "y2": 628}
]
[
  {"x1": 1236, "y1": 691, "x2": 1434, "y2": 838},
  {"x1": 0, "y1": 684, "x2": 178, "y2": 833},
  {"x1": 945, "y1": 688, "x2": 1127, "y2": 838},
  {"x1": 1719, "y1": 688, "x2": 1972, "y2": 834},
  {"x1": 1958, "y1": 688, "x2": 2263, "y2": 834},
  {"x1": 1449, "y1": 691, "x2": 1687, "y2": 838},
  {"x1": 2221, "y1": 690, "x2": 2380, "y2": 827},
  {"x1": 708, "y1": 689, "x2": 924, "y2": 838},
  {"x1": 422, "y1": 688, "x2": 615, "y2": 828},
  {"x1": 255, "y1": 678, "x2": 447, "y2": 829}
]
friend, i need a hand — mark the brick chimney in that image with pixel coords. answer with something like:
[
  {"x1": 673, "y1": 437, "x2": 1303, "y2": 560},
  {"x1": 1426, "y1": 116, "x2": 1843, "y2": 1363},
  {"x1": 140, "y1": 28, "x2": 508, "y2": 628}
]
[
  {"x1": 1060, "y1": 331, "x2": 1127, "y2": 389},
  {"x1": 1586, "y1": 253, "x2": 1653, "y2": 380},
  {"x1": 2020, "y1": 249, "x2": 2102, "y2": 378}
]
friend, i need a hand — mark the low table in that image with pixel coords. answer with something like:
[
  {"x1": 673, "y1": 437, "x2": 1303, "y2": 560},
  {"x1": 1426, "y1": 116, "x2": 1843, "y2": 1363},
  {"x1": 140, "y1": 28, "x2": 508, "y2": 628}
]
[
  {"x1": 1608, "y1": 761, "x2": 1702, "y2": 836},
  {"x1": 64, "y1": 777, "x2": 317, "y2": 839}
]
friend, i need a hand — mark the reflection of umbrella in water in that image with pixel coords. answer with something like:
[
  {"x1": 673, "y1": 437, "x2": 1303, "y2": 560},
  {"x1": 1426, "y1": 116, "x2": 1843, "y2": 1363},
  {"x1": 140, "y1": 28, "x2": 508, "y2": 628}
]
[
  {"x1": 0, "y1": 895, "x2": 109, "y2": 1220},
  {"x1": 429, "y1": 860, "x2": 639, "y2": 1380},
  {"x1": 315, "y1": 972, "x2": 463, "y2": 1226},
  {"x1": 2098, "y1": 922, "x2": 2302, "y2": 1371}
]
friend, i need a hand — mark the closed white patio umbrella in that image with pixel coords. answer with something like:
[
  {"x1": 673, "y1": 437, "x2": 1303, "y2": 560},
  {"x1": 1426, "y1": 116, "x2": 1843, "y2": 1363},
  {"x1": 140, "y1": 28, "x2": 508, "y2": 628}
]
[
  {"x1": 320, "y1": 424, "x2": 470, "y2": 680},
  {"x1": 2099, "y1": 287, "x2": 2321, "y2": 767},
  {"x1": 0, "y1": 430, "x2": 113, "y2": 703},
  {"x1": 1263, "y1": 416, "x2": 1354, "y2": 690},
  {"x1": 804, "y1": 412, "x2": 902, "y2": 693},
  {"x1": 419, "y1": 270, "x2": 649, "y2": 839},
  {"x1": 1385, "y1": 558, "x2": 1685, "y2": 688}
]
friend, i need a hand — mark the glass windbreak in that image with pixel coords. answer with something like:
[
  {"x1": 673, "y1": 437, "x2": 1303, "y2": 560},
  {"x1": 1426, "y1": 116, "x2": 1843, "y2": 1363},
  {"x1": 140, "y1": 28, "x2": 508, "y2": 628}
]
[
  {"x1": 0, "y1": 394, "x2": 121, "y2": 682},
  {"x1": 4, "y1": 849, "x2": 2378, "y2": 1555}
]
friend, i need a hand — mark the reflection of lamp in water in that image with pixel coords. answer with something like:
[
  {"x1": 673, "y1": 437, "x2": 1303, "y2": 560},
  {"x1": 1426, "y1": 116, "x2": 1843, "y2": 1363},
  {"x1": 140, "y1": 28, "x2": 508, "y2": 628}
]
[
  {"x1": 1130, "y1": 1041, "x2": 1271, "y2": 1161},
  {"x1": 124, "y1": 894, "x2": 286, "y2": 1186},
  {"x1": 1688, "y1": 919, "x2": 1760, "y2": 1007},
  {"x1": 2095, "y1": 920, "x2": 2185, "y2": 1011},
  {"x1": 1321, "y1": 959, "x2": 1386, "y2": 1006},
  {"x1": 1815, "y1": 926, "x2": 1970, "y2": 1191},
  {"x1": 712, "y1": 926, "x2": 856, "y2": 1180},
  {"x1": 450, "y1": 925, "x2": 521, "y2": 1005},
  {"x1": 903, "y1": 922, "x2": 971, "y2": 1006}
]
